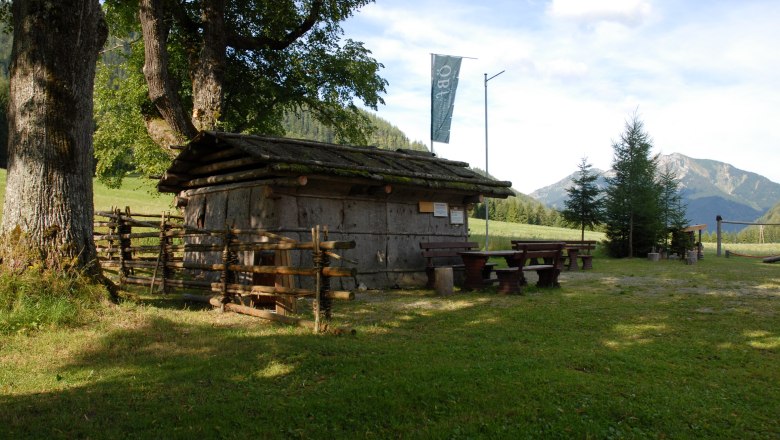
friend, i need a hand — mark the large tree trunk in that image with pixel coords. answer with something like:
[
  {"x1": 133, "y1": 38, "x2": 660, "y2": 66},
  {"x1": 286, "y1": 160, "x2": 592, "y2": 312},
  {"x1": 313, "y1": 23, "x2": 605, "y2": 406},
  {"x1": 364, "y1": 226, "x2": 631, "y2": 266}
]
[
  {"x1": 191, "y1": 0, "x2": 226, "y2": 131},
  {"x1": 1, "y1": 0, "x2": 108, "y2": 270}
]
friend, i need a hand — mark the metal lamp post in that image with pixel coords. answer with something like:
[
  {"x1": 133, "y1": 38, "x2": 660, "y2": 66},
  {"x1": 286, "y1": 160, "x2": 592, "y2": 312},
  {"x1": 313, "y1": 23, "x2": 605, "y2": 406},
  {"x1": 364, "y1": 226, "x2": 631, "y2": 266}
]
[{"x1": 484, "y1": 70, "x2": 504, "y2": 250}]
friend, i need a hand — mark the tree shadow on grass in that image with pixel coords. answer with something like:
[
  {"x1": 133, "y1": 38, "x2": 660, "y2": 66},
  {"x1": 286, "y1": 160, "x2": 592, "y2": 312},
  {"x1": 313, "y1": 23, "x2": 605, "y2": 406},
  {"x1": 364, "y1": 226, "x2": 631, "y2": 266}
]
[{"x1": 1, "y1": 287, "x2": 778, "y2": 439}]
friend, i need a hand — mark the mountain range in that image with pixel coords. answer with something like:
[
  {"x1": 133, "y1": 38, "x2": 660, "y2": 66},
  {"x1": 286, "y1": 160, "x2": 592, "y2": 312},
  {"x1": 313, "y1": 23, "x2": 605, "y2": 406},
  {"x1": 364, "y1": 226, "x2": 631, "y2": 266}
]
[{"x1": 529, "y1": 153, "x2": 780, "y2": 232}]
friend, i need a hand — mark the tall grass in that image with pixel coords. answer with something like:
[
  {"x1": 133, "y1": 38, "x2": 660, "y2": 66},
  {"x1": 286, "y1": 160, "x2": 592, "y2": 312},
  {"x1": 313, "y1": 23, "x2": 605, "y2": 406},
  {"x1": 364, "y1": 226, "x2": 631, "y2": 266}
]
[{"x1": 0, "y1": 268, "x2": 106, "y2": 334}]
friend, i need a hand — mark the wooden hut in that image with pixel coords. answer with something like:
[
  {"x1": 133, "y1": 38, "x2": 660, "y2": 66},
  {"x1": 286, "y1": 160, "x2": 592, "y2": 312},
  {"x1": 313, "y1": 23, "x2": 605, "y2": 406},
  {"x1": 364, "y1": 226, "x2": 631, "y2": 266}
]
[{"x1": 158, "y1": 131, "x2": 514, "y2": 288}]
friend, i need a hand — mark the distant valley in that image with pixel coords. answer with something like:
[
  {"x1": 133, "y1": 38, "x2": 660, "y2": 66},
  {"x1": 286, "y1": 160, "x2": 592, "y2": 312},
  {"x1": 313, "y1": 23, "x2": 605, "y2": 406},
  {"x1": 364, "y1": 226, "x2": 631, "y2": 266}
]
[{"x1": 529, "y1": 153, "x2": 780, "y2": 232}]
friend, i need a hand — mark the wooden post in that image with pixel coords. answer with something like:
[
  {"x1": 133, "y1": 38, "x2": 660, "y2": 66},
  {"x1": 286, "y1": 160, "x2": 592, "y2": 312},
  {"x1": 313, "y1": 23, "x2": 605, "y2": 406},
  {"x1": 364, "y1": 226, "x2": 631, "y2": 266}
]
[
  {"x1": 716, "y1": 215, "x2": 723, "y2": 257},
  {"x1": 321, "y1": 227, "x2": 332, "y2": 320},
  {"x1": 220, "y1": 226, "x2": 237, "y2": 310},
  {"x1": 160, "y1": 212, "x2": 172, "y2": 294},
  {"x1": 312, "y1": 226, "x2": 322, "y2": 333},
  {"x1": 117, "y1": 207, "x2": 133, "y2": 288},
  {"x1": 150, "y1": 212, "x2": 166, "y2": 294}
]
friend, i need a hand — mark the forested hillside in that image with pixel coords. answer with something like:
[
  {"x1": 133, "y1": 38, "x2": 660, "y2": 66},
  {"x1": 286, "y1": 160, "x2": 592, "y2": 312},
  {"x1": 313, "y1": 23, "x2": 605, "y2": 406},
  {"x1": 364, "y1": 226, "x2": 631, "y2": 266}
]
[
  {"x1": 0, "y1": 33, "x2": 426, "y2": 167},
  {"x1": 283, "y1": 110, "x2": 427, "y2": 151}
]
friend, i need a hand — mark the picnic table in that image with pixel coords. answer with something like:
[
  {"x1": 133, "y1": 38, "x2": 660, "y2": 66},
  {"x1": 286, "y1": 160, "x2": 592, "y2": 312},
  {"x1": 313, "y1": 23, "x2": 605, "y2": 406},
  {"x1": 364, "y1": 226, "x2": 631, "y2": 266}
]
[
  {"x1": 458, "y1": 250, "x2": 523, "y2": 290},
  {"x1": 511, "y1": 240, "x2": 595, "y2": 270},
  {"x1": 459, "y1": 243, "x2": 564, "y2": 292}
]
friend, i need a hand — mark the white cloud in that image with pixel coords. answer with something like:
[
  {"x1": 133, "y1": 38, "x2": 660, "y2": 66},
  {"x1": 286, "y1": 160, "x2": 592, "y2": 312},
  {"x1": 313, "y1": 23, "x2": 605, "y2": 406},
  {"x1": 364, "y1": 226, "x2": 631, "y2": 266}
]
[
  {"x1": 342, "y1": 0, "x2": 780, "y2": 193},
  {"x1": 547, "y1": 0, "x2": 653, "y2": 26}
]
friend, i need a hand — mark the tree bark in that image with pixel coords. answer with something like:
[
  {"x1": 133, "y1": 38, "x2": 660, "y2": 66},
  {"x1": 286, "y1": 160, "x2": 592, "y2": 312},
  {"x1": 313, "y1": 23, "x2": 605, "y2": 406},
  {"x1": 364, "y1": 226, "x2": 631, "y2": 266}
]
[
  {"x1": 191, "y1": 0, "x2": 226, "y2": 131},
  {"x1": 2, "y1": 0, "x2": 108, "y2": 270},
  {"x1": 139, "y1": 0, "x2": 198, "y2": 143}
]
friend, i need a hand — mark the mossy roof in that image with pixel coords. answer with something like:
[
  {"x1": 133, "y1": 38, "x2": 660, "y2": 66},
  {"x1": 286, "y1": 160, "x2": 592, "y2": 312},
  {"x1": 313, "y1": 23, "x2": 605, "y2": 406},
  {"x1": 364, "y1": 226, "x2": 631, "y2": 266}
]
[{"x1": 158, "y1": 131, "x2": 514, "y2": 198}]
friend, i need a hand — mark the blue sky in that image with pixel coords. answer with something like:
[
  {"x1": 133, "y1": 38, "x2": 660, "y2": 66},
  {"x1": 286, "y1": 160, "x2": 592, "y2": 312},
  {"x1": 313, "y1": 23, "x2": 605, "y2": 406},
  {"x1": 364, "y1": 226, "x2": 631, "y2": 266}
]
[{"x1": 342, "y1": 0, "x2": 780, "y2": 193}]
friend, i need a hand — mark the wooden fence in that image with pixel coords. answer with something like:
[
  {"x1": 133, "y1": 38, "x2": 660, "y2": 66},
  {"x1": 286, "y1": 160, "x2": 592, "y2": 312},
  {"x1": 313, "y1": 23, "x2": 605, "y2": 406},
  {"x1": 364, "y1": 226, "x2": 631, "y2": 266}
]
[{"x1": 94, "y1": 208, "x2": 357, "y2": 332}]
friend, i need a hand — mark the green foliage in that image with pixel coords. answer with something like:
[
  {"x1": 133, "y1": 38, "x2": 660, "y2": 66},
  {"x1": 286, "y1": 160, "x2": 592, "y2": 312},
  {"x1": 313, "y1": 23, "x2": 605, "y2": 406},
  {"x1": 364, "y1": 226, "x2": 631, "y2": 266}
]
[
  {"x1": 102, "y1": 0, "x2": 386, "y2": 142},
  {"x1": 282, "y1": 109, "x2": 426, "y2": 150},
  {"x1": 562, "y1": 157, "x2": 604, "y2": 240},
  {"x1": 604, "y1": 114, "x2": 664, "y2": 257},
  {"x1": 94, "y1": 40, "x2": 174, "y2": 187},
  {"x1": 93, "y1": 3, "x2": 421, "y2": 184},
  {"x1": 734, "y1": 200, "x2": 780, "y2": 244},
  {"x1": 471, "y1": 196, "x2": 564, "y2": 228}
]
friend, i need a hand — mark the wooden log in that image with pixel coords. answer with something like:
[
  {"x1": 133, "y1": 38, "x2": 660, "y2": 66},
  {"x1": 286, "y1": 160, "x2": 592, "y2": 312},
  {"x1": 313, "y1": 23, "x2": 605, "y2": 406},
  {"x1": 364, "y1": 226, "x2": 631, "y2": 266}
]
[
  {"x1": 180, "y1": 295, "x2": 355, "y2": 334},
  {"x1": 434, "y1": 267, "x2": 454, "y2": 296},
  {"x1": 187, "y1": 157, "x2": 262, "y2": 176},
  {"x1": 124, "y1": 276, "x2": 352, "y2": 299},
  {"x1": 95, "y1": 231, "x2": 161, "y2": 240},
  {"x1": 101, "y1": 260, "x2": 355, "y2": 277},
  {"x1": 762, "y1": 255, "x2": 780, "y2": 263},
  {"x1": 95, "y1": 211, "x2": 183, "y2": 220},
  {"x1": 184, "y1": 168, "x2": 281, "y2": 188}
]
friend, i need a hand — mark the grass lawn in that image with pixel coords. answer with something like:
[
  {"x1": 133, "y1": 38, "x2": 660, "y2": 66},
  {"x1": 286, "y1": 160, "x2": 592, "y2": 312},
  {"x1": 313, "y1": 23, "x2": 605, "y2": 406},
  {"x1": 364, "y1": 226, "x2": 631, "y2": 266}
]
[
  {"x1": 0, "y1": 169, "x2": 173, "y2": 218},
  {"x1": 1, "y1": 255, "x2": 778, "y2": 438}
]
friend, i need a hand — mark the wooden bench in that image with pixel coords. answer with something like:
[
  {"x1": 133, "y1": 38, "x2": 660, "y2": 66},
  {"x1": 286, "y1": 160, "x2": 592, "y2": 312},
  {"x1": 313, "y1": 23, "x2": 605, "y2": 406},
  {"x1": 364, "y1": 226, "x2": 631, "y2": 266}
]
[
  {"x1": 509, "y1": 242, "x2": 565, "y2": 288},
  {"x1": 512, "y1": 239, "x2": 596, "y2": 271},
  {"x1": 420, "y1": 241, "x2": 496, "y2": 289},
  {"x1": 562, "y1": 240, "x2": 597, "y2": 270}
]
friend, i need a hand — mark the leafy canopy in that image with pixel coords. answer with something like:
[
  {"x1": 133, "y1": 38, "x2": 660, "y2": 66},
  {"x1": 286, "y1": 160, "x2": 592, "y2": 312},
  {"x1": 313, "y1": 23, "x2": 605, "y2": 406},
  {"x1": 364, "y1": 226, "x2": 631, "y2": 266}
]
[{"x1": 96, "y1": 0, "x2": 388, "y2": 185}]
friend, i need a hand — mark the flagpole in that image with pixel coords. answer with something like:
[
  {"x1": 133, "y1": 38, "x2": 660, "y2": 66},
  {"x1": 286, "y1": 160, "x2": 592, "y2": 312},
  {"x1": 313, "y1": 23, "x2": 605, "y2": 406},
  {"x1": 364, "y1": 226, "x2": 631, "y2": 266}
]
[
  {"x1": 430, "y1": 53, "x2": 435, "y2": 155},
  {"x1": 484, "y1": 70, "x2": 504, "y2": 250}
]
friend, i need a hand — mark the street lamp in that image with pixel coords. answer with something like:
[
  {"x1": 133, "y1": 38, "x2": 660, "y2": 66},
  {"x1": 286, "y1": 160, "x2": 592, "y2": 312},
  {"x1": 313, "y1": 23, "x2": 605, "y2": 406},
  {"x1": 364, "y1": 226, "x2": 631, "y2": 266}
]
[{"x1": 484, "y1": 70, "x2": 504, "y2": 250}]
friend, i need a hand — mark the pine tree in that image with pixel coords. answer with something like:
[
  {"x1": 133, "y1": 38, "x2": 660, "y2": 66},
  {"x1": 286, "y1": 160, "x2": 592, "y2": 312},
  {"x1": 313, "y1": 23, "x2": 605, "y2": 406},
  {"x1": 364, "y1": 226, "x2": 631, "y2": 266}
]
[
  {"x1": 603, "y1": 114, "x2": 663, "y2": 257},
  {"x1": 657, "y1": 164, "x2": 689, "y2": 256},
  {"x1": 562, "y1": 158, "x2": 604, "y2": 241}
]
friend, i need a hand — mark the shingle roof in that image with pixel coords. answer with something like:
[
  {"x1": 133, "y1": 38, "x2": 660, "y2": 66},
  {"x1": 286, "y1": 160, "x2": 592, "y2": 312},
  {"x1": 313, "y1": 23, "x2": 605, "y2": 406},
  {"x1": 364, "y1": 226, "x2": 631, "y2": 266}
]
[{"x1": 158, "y1": 131, "x2": 514, "y2": 197}]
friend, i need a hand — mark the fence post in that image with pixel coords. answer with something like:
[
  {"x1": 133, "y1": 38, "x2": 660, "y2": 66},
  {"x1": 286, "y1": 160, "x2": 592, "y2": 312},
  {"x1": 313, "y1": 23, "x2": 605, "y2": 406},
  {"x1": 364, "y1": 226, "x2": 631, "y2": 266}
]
[
  {"x1": 716, "y1": 215, "x2": 722, "y2": 257},
  {"x1": 312, "y1": 226, "x2": 321, "y2": 333},
  {"x1": 220, "y1": 226, "x2": 237, "y2": 310},
  {"x1": 116, "y1": 207, "x2": 133, "y2": 288},
  {"x1": 321, "y1": 227, "x2": 332, "y2": 320}
]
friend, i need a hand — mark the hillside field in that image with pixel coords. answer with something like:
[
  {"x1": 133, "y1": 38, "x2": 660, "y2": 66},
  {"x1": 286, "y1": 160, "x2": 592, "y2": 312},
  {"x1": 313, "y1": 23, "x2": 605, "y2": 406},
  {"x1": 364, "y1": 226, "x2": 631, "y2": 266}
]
[{"x1": 0, "y1": 169, "x2": 174, "y2": 219}]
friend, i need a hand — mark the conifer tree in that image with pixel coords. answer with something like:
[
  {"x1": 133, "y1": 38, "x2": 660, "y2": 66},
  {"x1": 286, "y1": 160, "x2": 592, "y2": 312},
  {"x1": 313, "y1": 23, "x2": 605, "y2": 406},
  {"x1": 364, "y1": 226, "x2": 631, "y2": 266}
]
[
  {"x1": 657, "y1": 164, "x2": 689, "y2": 256},
  {"x1": 603, "y1": 114, "x2": 663, "y2": 257},
  {"x1": 562, "y1": 158, "x2": 604, "y2": 241}
]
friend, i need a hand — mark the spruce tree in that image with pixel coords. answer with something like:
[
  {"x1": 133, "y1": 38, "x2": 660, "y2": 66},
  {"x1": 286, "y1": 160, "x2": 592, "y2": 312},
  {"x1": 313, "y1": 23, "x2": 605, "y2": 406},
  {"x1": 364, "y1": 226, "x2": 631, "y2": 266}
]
[
  {"x1": 603, "y1": 114, "x2": 663, "y2": 257},
  {"x1": 562, "y1": 158, "x2": 604, "y2": 241},
  {"x1": 658, "y1": 164, "x2": 689, "y2": 256}
]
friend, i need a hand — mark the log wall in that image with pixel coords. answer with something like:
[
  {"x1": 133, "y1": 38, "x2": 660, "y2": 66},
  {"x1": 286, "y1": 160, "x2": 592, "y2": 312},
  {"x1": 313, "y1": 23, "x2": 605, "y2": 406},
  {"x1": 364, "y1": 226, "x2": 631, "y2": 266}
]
[{"x1": 180, "y1": 179, "x2": 471, "y2": 288}]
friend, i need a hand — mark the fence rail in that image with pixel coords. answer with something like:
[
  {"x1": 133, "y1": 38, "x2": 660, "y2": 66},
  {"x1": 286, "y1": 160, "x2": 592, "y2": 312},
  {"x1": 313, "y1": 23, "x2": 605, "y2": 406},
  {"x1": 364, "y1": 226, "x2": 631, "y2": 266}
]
[{"x1": 94, "y1": 207, "x2": 356, "y2": 332}]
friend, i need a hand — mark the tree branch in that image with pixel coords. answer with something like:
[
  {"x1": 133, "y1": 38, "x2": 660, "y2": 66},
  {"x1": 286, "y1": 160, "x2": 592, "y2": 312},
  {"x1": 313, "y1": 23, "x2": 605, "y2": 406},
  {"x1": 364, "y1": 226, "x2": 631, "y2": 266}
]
[
  {"x1": 225, "y1": 0, "x2": 323, "y2": 51},
  {"x1": 139, "y1": 0, "x2": 198, "y2": 144}
]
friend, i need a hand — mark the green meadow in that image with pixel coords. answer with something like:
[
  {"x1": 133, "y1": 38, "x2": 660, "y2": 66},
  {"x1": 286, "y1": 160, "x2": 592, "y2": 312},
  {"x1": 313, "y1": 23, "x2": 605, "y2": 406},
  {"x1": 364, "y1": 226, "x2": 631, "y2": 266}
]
[{"x1": 0, "y1": 170, "x2": 779, "y2": 438}]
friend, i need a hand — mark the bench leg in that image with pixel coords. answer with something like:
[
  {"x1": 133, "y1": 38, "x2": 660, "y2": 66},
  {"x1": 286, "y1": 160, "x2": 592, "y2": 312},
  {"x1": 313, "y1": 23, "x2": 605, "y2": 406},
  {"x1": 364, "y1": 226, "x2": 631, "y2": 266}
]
[
  {"x1": 580, "y1": 256, "x2": 593, "y2": 270},
  {"x1": 425, "y1": 267, "x2": 435, "y2": 289},
  {"x1": 536, "y1": 268, "x2": 561, "y2": 288},
  {"x1": 496, "y1": 270, "x2": 521, "y2": 294}
]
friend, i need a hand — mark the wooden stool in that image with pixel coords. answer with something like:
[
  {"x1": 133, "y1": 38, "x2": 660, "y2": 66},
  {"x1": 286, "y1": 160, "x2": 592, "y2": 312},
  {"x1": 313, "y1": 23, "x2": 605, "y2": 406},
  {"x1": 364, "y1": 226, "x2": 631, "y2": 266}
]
[
  {"x1": 579, "y1": 255, "x2": 593, "y2": 270},
  {"x1": 495, "y1": 267, "x2": 521, "y2": 294}
]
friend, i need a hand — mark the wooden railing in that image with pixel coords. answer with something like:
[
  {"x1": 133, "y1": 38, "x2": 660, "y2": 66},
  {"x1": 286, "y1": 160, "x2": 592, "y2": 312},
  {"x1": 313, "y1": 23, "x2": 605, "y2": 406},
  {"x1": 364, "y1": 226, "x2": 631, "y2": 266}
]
[{"x1": 94, "y1": 208, "x2": 356, "y2": 332}]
